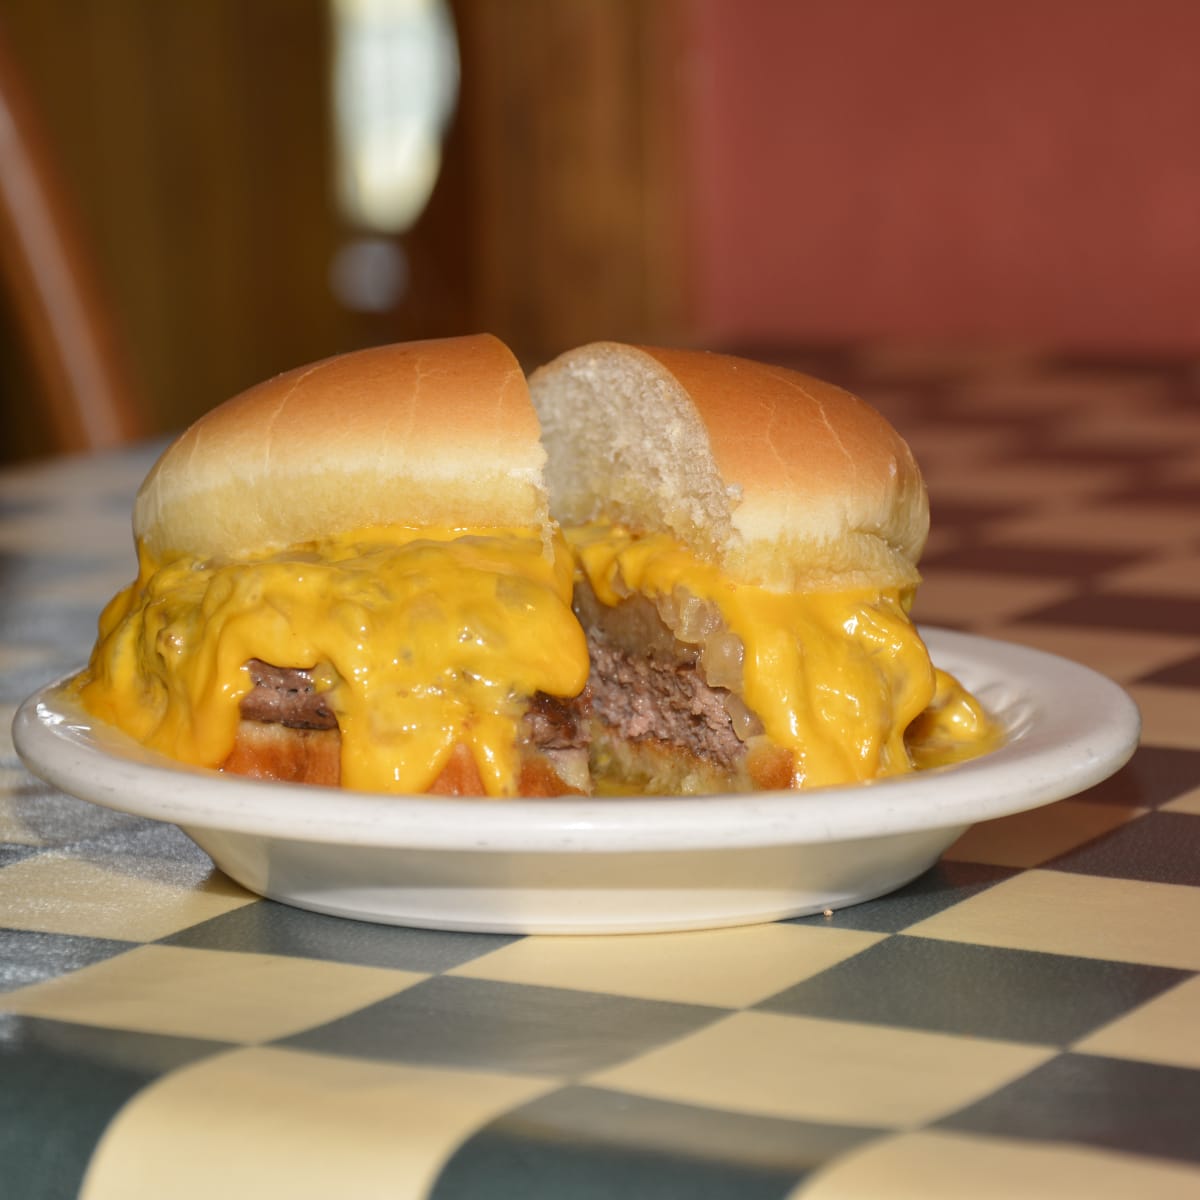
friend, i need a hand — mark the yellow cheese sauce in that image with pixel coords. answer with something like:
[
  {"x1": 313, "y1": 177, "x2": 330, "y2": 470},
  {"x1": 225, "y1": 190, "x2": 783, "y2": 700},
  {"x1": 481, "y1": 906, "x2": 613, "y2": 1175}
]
[
  {"x1": 78, "y1": 528, "x2": 589, "y2": 795},
  {"x1": 78, "y1": 519, "x2": 998, "y2": 797},
  {"x1": 569, "y1": 524, "x2": 999, "y2": 788}
]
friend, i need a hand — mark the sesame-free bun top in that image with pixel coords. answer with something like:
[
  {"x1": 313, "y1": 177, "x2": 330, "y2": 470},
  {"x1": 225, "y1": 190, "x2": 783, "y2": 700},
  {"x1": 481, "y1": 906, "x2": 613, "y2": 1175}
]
[
  {"x1": 136, "y1": 335, "x2": 551, "y2": 563},
  {"x1": 529, "y1": 342, "x2": 929, "y2": 592}
]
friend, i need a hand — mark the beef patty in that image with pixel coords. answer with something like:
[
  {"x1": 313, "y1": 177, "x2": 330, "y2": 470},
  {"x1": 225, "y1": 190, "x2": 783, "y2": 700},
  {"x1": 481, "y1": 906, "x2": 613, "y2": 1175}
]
[
  {"x1": 239, "y1": 661, "x2": 337, "y2": 730},
  {"x1": 586, "y1": 635, "x2": 746, "y2": 769},
  {"x1": 238, "y1": 658, "x2": 590, "y2": 753}
]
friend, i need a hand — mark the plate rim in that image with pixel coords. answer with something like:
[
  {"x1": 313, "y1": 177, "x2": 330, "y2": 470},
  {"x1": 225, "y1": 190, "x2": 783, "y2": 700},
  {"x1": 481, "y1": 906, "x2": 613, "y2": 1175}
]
[{"x1": 12, "y1": 627, "x2": 1141, "y2": 854}]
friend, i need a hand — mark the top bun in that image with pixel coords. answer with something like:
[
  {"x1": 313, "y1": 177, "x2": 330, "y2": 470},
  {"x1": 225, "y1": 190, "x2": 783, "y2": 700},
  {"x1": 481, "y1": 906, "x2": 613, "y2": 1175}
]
[
  {"x1": 529, "y1": 342, "x2": 929, "y2": 591},
  {"x1": 136, "y1": 335, "x2": 551, "y2": 563}
]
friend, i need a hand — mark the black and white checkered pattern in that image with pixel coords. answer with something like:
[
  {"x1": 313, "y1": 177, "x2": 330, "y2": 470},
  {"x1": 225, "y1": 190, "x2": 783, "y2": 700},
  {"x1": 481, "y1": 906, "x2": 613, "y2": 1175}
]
[{"x1": 2, "y1": 353, "x2": 1199, "y2": 1199}]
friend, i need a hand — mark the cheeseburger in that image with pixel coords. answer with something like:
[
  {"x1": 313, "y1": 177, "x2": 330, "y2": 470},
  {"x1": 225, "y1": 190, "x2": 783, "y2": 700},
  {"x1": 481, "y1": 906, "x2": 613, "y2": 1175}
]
[
  {"x1": 79, "y1": 335, "x2": 592, "y2": 796},
  {"x1": 77, "y1": 335, "x2": 997, "y2": 797},
  {"x1": 529, "y1": 341, "x2": 997, "y2": 793}
]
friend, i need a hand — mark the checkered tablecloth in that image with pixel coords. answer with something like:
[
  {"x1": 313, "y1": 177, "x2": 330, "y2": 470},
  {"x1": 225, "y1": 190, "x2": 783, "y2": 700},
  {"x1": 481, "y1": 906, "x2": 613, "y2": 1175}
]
[{"x1": 2, "y1": 350, "x2": 1198, "y2": 1199}]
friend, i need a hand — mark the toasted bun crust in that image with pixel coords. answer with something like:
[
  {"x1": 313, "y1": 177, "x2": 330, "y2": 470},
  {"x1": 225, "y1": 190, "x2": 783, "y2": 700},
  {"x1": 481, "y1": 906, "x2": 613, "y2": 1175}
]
[
  {"x1": 529, "y1": 342, "x2": 929, "y2": 590},
  {"x1": 222, "y1": 723, "x2": 585, "y2": 797},
  {"x1": 136, "y1": 335, "x2": 550, "y2": 562}
]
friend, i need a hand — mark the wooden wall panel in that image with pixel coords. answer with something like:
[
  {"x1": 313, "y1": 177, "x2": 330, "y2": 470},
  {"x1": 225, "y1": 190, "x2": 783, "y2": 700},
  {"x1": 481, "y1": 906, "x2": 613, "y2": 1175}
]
[
  {"x1": 454, "y1": 0, "x2": 690, "y2": 363},
  {"x1": 0, "y1": 0, "x2": 689, "y2": 460},
  {"x1": 0, "y1": 0, "x2": 374, "y2": 456}
]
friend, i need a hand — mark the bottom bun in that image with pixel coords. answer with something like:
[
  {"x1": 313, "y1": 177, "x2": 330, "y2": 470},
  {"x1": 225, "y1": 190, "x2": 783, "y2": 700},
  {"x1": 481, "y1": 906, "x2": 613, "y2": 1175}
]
[
  {"x1": 222, "y1": 721, "x2": 340, "y2": 786},
  {"x1": 221, "y1": 721, "x2": 587, "y2": 797},
  {"x1": 590, "y1": 728, "x2": 794, "y2": 796}
]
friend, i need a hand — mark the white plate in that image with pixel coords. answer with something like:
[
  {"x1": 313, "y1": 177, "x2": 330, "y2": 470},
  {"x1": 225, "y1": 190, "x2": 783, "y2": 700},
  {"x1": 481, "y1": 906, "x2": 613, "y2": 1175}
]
[{"x1": 13, "y1": 628, "x2": 1139, "y2": 934}]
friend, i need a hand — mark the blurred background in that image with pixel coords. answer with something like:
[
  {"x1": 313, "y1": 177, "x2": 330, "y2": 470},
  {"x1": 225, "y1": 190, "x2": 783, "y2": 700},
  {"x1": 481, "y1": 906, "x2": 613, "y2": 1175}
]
[{"x1": 2, "y1": 0, "x2": 1199, "y2": 463}]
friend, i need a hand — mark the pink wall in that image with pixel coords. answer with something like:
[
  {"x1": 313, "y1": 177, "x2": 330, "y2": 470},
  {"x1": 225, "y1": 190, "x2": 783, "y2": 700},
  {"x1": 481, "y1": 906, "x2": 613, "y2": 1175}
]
[{"x1": 684, "y1": 0, "x2": 1200, "y2": 352}]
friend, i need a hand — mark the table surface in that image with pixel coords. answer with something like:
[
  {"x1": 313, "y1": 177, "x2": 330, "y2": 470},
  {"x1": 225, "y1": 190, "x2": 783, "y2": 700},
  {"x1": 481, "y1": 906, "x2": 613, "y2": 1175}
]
[{"x1": 2, "y1": 348, "x2": 1199, "y2": 1200}]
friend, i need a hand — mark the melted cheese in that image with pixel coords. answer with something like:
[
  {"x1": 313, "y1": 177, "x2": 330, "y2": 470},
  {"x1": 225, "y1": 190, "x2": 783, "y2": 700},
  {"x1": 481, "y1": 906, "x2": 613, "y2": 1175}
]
[
  {"x1": 569, "y1": 524, "x2": 998, "y2": 788},
  {"x1": 78, "y1": 528, "x2": 589, "y2": 795},
  {"x1": 78, "y1": 518, "x2": 997, "y2": 798}
]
